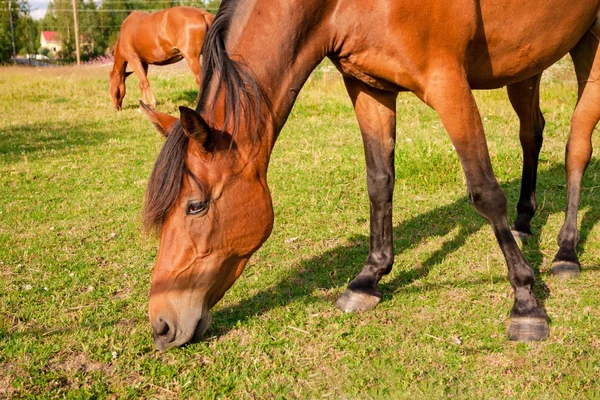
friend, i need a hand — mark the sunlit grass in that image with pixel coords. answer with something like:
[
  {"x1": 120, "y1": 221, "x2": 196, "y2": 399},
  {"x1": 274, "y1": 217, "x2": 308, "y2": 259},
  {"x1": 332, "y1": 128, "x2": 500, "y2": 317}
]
[{"x1": 1, "y1": 59, "x2": 599, "y2": 398}]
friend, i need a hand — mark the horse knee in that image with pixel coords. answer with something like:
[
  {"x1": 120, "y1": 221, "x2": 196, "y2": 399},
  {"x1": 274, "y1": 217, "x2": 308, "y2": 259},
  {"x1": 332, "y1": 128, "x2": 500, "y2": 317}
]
[
  {"x1": 469, "y1": 184, "x2": 507, "y2": 222},
  {"x1": 367, "y1": 170, "x2": 394, "y2": 200}
]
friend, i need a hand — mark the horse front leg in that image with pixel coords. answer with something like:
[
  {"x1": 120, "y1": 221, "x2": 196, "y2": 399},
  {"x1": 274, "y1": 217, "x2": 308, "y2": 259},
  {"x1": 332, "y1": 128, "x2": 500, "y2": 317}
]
[
  {"x1": 552, "y1": 28, "x2": 600, "y2": 278},
  {"x1": 506, "y1": 74, "x2": 545, "y2": 240},
  {"x1": 129, "y1": 58, "x2": 156, "y2": 110},
  {"x1": 421, "y1": 66, "x2": 548, "y2": 341},
  {"x1": 336, "y1": 77, "x2": 398, "y2": 312}
]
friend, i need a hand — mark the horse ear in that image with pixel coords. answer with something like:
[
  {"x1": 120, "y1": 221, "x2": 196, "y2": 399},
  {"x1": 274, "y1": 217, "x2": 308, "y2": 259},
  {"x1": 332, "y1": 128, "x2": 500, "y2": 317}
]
[
  {"x1": 125, "y1": 71, "x2": 134, "y2": 78},
  {"x1": 179, "y1": 106, "x2": 212, "y2": 150},
  {"x1": 139, "y1": 101, "x2": 178, "y2": 137}
]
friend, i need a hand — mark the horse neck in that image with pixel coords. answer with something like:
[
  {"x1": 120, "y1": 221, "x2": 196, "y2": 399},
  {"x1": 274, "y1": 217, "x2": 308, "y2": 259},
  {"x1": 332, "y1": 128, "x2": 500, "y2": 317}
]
[{"x1": 216, "y1": 0, "x2": 336, "y2": 165}]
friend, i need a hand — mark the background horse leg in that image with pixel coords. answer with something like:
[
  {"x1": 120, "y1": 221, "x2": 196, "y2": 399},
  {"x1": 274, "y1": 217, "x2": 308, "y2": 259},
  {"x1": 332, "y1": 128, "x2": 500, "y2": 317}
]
[
  {"x1": 506, "y1": 75, "x2": 545, "y2": 240},
  {"x1": 336, "y1": 77, "x2": 398, "y2": 312},
  {"x1": 184, "y1": 54, "x2": 202, "y2": 106},
  {"x1": 422, "y1": 66, "x2": 548, "y2": 341},
  {"x1": 129, "y1": 58, "x2": 156, "y2": 109},
  {"x1": 552, "y1": 28, "x2": 600, "y2": 278}
]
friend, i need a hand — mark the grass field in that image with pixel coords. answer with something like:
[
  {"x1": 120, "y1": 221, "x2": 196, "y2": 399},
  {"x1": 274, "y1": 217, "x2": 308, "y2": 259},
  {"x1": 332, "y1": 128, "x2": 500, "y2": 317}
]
[{"x1": 1, "y1": 60, "x2": 599, "y2": 398}]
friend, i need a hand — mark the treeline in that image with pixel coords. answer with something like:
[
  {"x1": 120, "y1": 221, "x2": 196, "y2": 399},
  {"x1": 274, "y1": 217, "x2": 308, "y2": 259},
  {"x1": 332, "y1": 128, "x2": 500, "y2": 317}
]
[{"x1": 0, "y1": 0, "x2": 221, "y2": 63}]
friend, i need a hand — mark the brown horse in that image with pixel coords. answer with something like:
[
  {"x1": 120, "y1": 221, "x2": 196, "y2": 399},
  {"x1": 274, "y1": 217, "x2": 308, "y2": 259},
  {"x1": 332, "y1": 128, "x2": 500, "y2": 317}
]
[
  {"x1": 109, "y1": 6, "x2": 214, "y2": 111},
  {"x1": 141, "y1": 0, "x2": 600, "y2": 350}
]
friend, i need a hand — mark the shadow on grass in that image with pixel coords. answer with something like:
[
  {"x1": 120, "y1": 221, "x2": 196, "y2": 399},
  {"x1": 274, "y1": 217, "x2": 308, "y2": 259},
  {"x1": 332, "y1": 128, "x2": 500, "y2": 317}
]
[
  {"x1": 172, "y1": 89, "x2": 199, "y2": 106},
  {"x1": 209, "y1": 160, "x2": 600, "y2": 336},
  {"x1": 0, "y1": 120, "x2": 111, "y2": 164}
]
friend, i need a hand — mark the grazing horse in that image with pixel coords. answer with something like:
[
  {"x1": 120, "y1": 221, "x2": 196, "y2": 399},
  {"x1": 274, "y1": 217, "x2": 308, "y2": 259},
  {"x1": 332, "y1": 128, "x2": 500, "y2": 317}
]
[
  {"x1": 109, "y1": 6, "x2": 214, "y2": 110},
  {"x1": 141, "y1": 0, "x2": 600, "y2": 350}
]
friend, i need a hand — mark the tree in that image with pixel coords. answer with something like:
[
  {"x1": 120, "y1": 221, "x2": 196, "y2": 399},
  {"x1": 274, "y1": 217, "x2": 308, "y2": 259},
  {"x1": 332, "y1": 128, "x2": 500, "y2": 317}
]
[
  {"x1": 16, "y1": 15, "x2": 40, "y2": 57},
  {"x1": 204, "y1": 0, "x2": 220, "y2": 13},
  {"x1": 0, "y1": 0, "x2": 28, "y2": 62}
]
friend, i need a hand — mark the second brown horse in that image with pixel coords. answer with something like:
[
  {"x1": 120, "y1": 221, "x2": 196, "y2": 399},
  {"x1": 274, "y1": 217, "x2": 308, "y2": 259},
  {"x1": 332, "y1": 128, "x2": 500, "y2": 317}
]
[{"x1": 109, "y1": 6, "x2": 214, "y2": 110}]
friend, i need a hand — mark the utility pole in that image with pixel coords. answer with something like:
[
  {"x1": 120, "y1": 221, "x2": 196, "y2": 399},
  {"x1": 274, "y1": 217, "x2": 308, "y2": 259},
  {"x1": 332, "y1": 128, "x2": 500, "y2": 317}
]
[
  {"x1": 71, "y1": 0, "x2": 81, "y2": 65},
  {"x1": 8, "y1": 0, "x2": 17, "y2": 62}
]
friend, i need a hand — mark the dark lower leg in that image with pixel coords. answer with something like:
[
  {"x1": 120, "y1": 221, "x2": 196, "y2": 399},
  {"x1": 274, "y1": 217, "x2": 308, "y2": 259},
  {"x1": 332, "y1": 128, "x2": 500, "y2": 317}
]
[
  {"x1": 552, "y1": 126, "x2": 592, "y2": 277},
  {"x1": 426, "y1": 71, "x2": 547, "y2": 340},
  {"x1": 470, "y1": 175, "x2": 549, "y2": 340},
  {"x1": 552, "y1": 175, "x2": 584, "y2": 277},
  {"x1": 552, "y1": 38, "x2": 600, "y2": 278},
  {"x1": 336, "y1": 78, "x2": 397, "y2": 312},
  {"x1": 507, "y1": 75, "x2": 544, "y2": 239},
  {"x1": 513, "y1": 117, "x2": 544, "y2": 237},
  {"x1": 338, "y1": 160, "x2": 395, "y2": 310}
]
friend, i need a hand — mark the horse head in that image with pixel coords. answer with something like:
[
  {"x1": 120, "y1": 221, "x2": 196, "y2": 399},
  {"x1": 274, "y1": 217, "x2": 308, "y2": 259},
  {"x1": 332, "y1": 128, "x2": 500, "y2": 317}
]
[
  {"x1": 109, "y1": 70, "x2": 133, "y2": 110},
  {"x1": 141, "y1": 103, "x2": 274, "y2": 350}
]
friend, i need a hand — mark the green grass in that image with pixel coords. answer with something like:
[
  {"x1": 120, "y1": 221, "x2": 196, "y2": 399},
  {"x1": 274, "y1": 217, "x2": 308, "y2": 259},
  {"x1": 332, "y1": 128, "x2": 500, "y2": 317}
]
[{"x1": 1, "y1": 60, "x2": 600, "y2": 398}]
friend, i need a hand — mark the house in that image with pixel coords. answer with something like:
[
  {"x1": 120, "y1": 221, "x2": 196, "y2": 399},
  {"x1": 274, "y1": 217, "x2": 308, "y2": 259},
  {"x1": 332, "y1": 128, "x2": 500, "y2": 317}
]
[{"x1": 40, "y1": 31, "x2": 62, "y2": 54}]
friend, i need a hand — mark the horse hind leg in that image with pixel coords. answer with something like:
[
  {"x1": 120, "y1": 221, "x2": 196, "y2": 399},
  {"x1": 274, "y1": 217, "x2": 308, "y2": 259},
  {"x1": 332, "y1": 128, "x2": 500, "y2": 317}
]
[
  {"x1": 421, "y1": 66, "x2": 548, "y2": 341},
  {"x1": 336, "y1": 77, "x2": 398, "y2": 312},
  {"x1": 184, "y1": 54, "x2": 202, "y2": 106},
  {"x1": 506, "y1": 74, "x2": 545, "y2": 241},
  {"x1": 552, "y1": 28, "x2": 600, "y2": 278}
]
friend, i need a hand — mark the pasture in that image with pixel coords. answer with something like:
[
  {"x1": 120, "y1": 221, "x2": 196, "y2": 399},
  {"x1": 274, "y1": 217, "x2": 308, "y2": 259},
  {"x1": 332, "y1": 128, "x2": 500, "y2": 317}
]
[{"x1": 1, "y1": 61, "x2": 599, "y2": 398}]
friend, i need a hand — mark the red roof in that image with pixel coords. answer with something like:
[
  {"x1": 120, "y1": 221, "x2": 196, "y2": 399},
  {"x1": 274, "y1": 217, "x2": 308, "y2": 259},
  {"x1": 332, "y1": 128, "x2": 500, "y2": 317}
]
[{"x1": 42, "y1": 31, "x2": 61, "y2": 43}]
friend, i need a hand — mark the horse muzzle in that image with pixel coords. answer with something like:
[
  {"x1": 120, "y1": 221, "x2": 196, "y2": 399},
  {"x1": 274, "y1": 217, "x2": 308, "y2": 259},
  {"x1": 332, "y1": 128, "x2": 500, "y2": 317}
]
[{"x1": 151, "y1": 311, "x2": 212, "y2": 351}]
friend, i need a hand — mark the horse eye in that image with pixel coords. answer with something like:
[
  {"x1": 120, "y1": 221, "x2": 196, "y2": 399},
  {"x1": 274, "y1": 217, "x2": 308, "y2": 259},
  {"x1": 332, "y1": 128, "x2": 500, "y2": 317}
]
[{"x1": 187, "y1": 200, "x2": 208, "y2": 216}]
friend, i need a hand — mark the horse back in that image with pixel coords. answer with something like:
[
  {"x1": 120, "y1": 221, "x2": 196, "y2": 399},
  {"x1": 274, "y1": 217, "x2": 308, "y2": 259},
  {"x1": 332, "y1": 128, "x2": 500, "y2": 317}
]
[
  {"x1": 327, "y1": 0, "x2": 600, "y2": 92},
  {"x1": 117, "y1": 7, "x2": 212, "y2": 64}
]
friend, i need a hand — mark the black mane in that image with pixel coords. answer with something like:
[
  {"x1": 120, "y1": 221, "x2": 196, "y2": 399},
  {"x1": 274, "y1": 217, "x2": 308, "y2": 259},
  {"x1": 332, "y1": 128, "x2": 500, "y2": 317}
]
[
  {"x1": 197, "y1": 0, "x2": 264, "y2": 142},
  {"x1": 143, "y1": 0, "x2": 265, "y2": 231},
  {"x1": 143, "y1": 123, "x2": 188, "y2": 231}
]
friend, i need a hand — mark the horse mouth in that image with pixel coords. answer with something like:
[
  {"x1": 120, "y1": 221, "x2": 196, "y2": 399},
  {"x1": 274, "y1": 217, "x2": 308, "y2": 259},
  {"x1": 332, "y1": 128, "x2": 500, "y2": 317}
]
[{"x1": 191, "y1": 312, "x2": 213, "y2": 342}]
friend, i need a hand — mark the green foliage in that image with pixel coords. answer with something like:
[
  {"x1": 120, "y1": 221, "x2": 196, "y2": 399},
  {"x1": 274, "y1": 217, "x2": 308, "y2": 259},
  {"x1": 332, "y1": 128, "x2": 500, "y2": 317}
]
[
  {"x1": 0, "y1": 0, "x2": 28, "y2": 62},
  {"x1": 15, "y1": 14, "x2": 39, "y2": 55},
  {"x1": 1, "y1": 60, "x2": 599, "y2": 398}
]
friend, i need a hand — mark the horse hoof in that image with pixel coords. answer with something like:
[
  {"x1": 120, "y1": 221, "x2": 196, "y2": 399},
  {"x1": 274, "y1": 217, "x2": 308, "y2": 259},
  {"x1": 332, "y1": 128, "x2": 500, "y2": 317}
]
[
  {"x1": 508, "y1": 317, "x2": 549, "y2": 342},
  {"x1": 511, "y1": 229, "x2": 532, "y2": 243},
  {"x1": 551, "y1": 261, "x2": 580, "y2": 279},
  {"x1": 336, "y1": 289, "x2": 381, "y2": 312}
]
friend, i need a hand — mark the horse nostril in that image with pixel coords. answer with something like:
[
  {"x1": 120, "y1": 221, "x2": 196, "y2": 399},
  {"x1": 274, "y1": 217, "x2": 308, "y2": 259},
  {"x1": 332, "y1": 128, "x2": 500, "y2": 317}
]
[
  {"x1": 152, "y1": 316, "x2": 176, "y2": 348},
  {"x1": 155, "y1": 318, "x2": 169, "y2": 336}
]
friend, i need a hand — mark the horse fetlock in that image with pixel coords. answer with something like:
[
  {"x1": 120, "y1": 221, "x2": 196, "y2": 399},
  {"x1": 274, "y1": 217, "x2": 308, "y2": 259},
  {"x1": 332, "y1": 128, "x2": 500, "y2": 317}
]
[{"x1": 511, "y1": 214, "x2": 533, "y2": 241}]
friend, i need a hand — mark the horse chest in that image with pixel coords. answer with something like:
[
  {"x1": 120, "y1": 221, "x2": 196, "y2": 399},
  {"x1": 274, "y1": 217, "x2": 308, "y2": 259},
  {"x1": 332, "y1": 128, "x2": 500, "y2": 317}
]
[{"x1": 331, "y1": 57, "x2": 406, "y2": 92}]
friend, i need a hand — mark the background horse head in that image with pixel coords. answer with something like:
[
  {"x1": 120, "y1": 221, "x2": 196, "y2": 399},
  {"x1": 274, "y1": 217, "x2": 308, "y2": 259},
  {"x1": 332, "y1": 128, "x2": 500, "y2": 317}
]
[
  {"x1": 109, "y1": 6, "x2": 213, "y2": 111},
  {"x1": 108, "y1": 67, "x2": 132, "y2": 110}
]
